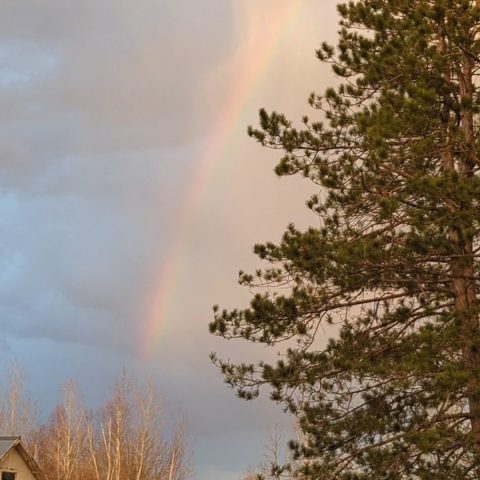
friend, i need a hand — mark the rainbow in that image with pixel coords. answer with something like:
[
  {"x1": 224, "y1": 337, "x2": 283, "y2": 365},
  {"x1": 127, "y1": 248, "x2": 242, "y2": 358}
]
[{"x1": 141, "y1": 0, "x2": 306, "y2": 358}]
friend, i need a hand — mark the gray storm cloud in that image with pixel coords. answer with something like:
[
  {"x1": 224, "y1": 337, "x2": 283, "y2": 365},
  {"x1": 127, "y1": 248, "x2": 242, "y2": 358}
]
[{"x1": 0, "y1": 0, "x2": 235, "y2": 350}]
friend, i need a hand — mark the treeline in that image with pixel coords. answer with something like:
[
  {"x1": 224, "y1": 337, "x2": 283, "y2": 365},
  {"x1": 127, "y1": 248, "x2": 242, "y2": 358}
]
[{"x1": 0, "y1": 362, "x2": 190, "y2": 480}]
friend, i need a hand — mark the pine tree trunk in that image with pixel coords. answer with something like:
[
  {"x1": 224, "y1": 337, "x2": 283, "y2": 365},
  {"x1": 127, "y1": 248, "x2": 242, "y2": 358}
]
[
  {"x1": 452, "y1": 51, "x2": 480, "y2": 455},
  {"x1": 451, "y1": 239, "x2": 480, "y2": 446}
]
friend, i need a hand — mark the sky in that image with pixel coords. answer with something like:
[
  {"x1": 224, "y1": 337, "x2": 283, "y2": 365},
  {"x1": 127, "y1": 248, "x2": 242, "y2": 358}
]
[{"x1": 0, "y1": 1, "x2": 339, "y2": 478}]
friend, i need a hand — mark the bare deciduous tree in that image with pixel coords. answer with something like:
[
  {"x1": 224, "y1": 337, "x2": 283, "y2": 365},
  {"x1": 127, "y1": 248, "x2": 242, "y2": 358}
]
[
  {"x1": 40, "y1": 381, "x2": 87, "y2": 480},
  {"x1": 0, "y1": 361, "x2": 38, "y2": 449}
]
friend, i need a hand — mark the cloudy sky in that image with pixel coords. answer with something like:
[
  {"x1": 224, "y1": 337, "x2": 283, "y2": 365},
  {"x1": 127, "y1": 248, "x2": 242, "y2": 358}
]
[{"x1": 0, "y1": 1, "x2": 339, "y2": 478}]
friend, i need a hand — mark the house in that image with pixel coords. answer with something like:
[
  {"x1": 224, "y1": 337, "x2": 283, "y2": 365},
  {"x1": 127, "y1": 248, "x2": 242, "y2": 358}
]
[{"x1": 0, "y1": 437, "x2": 46, "y2": 480}]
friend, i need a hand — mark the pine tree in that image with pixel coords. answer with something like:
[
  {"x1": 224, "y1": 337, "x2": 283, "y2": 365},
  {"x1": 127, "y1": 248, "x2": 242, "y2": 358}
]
[{"x1": 210, "y1": 1, "x2": 480, "y2": 478}]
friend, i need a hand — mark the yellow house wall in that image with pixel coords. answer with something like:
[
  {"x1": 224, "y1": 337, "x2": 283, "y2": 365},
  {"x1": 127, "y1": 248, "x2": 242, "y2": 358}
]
[{"x1": 0, "y1": 448, "x2": 37, "y2": 480}]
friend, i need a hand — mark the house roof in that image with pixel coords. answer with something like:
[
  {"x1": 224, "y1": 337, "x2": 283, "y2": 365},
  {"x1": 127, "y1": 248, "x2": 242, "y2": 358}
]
[
  {"x1": 0, "y1": 436, "x2": 47, "y2": 480},
  {"x1": 0, "y1": 437, "x2": 17, "y2": 460}
]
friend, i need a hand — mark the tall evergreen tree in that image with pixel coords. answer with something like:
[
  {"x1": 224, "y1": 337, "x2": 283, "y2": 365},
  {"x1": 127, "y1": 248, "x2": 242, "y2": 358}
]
[{"x1": 210, "y1": 1, "x2": 480, "y2": 478}]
